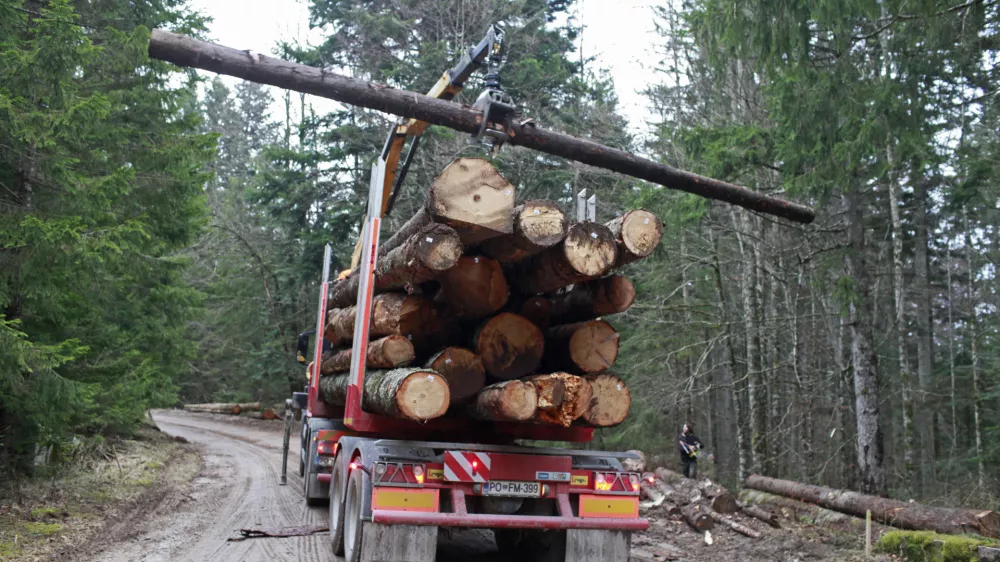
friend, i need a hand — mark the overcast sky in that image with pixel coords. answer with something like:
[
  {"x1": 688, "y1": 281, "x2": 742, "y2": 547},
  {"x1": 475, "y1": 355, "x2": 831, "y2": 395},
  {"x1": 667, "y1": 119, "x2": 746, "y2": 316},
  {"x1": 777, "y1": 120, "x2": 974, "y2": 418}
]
[{"x1": 187, "y1": 0, "x2": 659, "y2": 134}]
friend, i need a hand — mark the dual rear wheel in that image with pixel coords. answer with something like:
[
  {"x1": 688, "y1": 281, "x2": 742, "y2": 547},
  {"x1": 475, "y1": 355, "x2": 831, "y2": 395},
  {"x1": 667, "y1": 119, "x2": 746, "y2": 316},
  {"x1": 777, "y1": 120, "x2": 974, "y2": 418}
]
[{"x1": 328, "y1": 453, "x2": 365, "y2": 562}]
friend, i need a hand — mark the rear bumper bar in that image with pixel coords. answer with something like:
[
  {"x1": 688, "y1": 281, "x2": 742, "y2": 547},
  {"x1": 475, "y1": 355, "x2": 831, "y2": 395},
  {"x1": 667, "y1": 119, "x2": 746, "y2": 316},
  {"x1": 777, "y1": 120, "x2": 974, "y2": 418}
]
[{"x1": 371, "y1": 510, "x2": 648, "y2": 531}]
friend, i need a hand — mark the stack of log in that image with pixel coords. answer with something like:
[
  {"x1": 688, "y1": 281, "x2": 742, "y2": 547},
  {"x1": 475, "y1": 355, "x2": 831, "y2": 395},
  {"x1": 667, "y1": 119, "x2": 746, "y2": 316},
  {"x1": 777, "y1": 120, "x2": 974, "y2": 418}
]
[
  {"x1": 182, "y1": 402, "x2": 279, "y2": 420},
  {"x1": 316, "y1": 157, "x2": 663, "y2": 426}
]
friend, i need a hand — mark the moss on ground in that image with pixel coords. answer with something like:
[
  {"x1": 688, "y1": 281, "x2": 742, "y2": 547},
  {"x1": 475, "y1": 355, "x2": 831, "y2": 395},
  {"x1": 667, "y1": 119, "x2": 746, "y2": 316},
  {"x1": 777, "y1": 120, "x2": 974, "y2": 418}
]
[{"x1": 877, "y1": 530, "x2": 999, "y2": 561}]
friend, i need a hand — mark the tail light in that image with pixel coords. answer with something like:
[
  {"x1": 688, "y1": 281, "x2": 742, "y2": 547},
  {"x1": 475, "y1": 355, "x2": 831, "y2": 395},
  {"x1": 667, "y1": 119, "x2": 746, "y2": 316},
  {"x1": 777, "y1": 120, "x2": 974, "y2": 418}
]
[
  {"x1": 317, "y1": 440, "x2": 336, "y2": 456},
  {"x1": 372, "y1": 462, "x2": 427, "y2": 487},
  {"x1": 629, "y1": 474, "x2": 640, "y2": 492},
  {"x1": 593, "y1": 472, "x2": 641, "y2": 495}
]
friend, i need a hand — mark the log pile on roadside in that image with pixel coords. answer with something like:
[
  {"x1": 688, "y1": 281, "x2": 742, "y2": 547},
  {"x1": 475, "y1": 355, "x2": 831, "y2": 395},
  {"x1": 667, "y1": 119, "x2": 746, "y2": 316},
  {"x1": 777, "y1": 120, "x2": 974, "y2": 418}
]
[
  {"x1": 316, "y1": 158, "x2": 662, "y2": 428},
  {"x1": 183, "y1": 402, "x2": 279, "y2": 420}
]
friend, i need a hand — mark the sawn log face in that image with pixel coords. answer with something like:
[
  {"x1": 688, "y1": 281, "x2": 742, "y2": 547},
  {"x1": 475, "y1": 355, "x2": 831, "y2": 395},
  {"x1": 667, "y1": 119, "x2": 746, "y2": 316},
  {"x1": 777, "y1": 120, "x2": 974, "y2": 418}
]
[{"x1": 319, "y1": 367, "x2": 450, "y2": 421}]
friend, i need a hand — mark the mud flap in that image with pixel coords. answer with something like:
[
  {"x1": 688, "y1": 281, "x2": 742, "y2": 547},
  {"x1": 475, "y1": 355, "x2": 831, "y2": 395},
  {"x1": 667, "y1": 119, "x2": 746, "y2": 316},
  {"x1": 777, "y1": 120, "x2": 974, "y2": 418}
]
[
  {"x1": 565, "y1": 529, "x2": 631, "y2": 562},
  {"x1": 359, "y1": 522, "x2": 437, "y2": 562}
]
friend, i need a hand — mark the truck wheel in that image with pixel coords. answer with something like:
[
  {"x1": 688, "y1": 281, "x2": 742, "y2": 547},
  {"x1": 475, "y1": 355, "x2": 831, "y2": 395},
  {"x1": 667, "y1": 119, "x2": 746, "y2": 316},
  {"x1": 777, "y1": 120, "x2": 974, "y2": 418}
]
[
  {"x1": 328, "y1": 456, "x2": 347, "y2": 556},
  {"x1": 343, "y1": 467, "x2": 367, "y2": 562},
  {"x1": 303, "y1": 443, "x2": 326, "y2": 506}
]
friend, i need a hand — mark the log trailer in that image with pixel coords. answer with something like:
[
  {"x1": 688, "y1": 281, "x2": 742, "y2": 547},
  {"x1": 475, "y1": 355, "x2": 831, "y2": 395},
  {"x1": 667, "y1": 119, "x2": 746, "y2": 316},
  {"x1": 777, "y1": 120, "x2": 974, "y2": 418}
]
[{"x1": 147, "y1": 24, "x2": 815, "y2": 562}]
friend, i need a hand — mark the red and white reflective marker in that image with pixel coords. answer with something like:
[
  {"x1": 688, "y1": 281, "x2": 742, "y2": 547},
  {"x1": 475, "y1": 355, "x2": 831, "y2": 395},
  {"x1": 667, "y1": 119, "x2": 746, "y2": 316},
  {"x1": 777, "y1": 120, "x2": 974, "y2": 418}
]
[{"x1": 443, "y1": 451, "x2": 492, "y2": 482}]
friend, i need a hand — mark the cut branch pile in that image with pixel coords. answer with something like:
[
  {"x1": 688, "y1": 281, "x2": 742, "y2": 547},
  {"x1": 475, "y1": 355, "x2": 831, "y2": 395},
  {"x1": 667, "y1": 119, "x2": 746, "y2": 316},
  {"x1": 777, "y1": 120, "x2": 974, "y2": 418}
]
[{"x1": 316, "y1": 158, "x2": 663, "y2": 427}]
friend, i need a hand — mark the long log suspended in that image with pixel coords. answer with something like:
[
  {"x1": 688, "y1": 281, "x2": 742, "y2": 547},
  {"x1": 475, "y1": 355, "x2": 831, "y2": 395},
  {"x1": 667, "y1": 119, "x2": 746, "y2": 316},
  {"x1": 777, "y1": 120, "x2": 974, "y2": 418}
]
[
  {"x1": 319, "y1": 368, "x2": 450, "y2": 421},
  {"x1": 508, "y1": 222, "x2": 618, "y2": 295},
  {"x1": 328, "y1": 223, "x2": 462, "y2": 308},
  {"x1": 470, "y1": 379, "x2": 538, "y2": 422},
  {"x1": 424, "y1": 347, "x2": 486, "y2": 403},
  {"x1": 479, "y1": 200, "x2": 567, "y2": 263},
  {"x1": 578, "y1": 373, "x2": 631, "y2": 427},
  {"x1": 473, "y1": 312, "x2": 544, "y2": 380},
  {"x1": 544, "y1": 320, "x2": 620, "y2": 374},
  {"x1": 320, "y1": 335, "x2": 415, "y2": 374},
  {"x1": 745, "y1": 474, "x2": 1000, "y2": 539},
  {"x1": 146, "y1": 30, "x2": 815, "y2": 224},
  {"x1": 435, "y1": 255, "x2": 509, "y2": 319},
  {"x1": 548, "y1": 275, "x2": 636, "y2": 325}
]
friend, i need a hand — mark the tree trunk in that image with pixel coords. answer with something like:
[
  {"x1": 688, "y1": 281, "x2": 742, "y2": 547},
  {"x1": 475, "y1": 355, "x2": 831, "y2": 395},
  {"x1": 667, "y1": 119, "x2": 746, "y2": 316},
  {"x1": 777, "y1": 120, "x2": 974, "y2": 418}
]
[
  {"x1": 708, "y1": 512, "x2": 761, "y2": 538},
  {"x1": 321, "y1": 335, "x2": 415, "y2": 374},
  {"x1": 470, "y1": 380, "x2": 538, "y2": 422},
  {"x1": 548, "y1": 275, "x2": 635, "y2": 325},
  {"x1": 147, "y1": 30, "x2": 816, "y2": 224},
  {"x1": 328, "y1": 223, "x2": 462, "y2": 308},
  {"x1": 328, "y1": 293, "x2": 457, "y2": 352},
  {"x1": 605, "y1": 209, "x2": 663, "y2": 267},
  {"x1": 733, "y1": 208, "x2": 766, "y2": 475},
  {"x1": 745, "y1": 475, "x2": 1000, "y2": 539},
  {"x1": 435, "y1": 256, "x2": 509, "y2": 319},
  {"x1": 525, "y1": 373, "x2": 593, "y2": 427},
  {"x1": 479, "y1": 200, "x2": 567, "y2": 263},
  {"x1": 578, "y1": 373, "x2": 630, "y2": 427},
  {"x1": 544, "y1": 320, "x2": 620, "y2": 374},
  {"x1": 964, "y1": 210, "x2": 987, "y2": 489},
  {"x1": 912, "y1": 180, "x2": 935, "y2": 488},
  {"x1": 424, "y1": 347, "x2": 485, "y2": 404},
  {"x1": 319, "y1": 368, "x2": 450, "y2": 421},
  {"x1": 843, "y1": 191, "x2": 886, "y2": 496},
  {"x1": 507, "y1": 222, "x2": 618, "y2": 295},
  {"x1": 473, "y1": 313, "x2": 544, "y2": 380},
  {"x1": 681, "y1": 504, "x2": 713, "y2": 532}
]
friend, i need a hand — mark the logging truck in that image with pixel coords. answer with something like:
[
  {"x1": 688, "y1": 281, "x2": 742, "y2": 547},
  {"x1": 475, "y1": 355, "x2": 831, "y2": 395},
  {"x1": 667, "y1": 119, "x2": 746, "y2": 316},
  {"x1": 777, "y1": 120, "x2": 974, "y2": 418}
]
[{"x1": 144, "y1": 21, "x2": 815, "y2": 562}]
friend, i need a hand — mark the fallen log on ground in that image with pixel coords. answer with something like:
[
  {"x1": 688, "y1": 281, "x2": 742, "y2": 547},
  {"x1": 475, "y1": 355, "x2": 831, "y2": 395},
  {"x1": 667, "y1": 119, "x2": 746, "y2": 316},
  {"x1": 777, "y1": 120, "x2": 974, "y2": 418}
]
[
  {"x1": 745, "y1": 475, "x2": 999, "y2": 538},
  {"x1": 544, "y1": 320, "x2": 619, "y2": 374},
  {"x1": 424, "y1": 347, "x2": 485, "y2": 403},
  {"x1": 479, "y1": 200, "x2": 567, "y2": 263},
  {"x1": 605, "y1": 210, "x2": 663, "y2": 268},
  {"x1": 681, "y1": 503, "x2": 713, "y2": 532},
  {"x1": 524, "y1": 373, "x2": 592, "y2": 427},
  {"x1": 435, "y1": 256, "x2": 508, "y2": 319},
  {"x1": 508, "y1": 222, "x2": 618, "y2": 295},
  {"x1": 470, "y1": 379, "x2": 538, "y2": 422},
  {"x1": 654, "y1": 467, "x2": 739, "y2": 514},
  {"x1": 740, "y1": 489, "x2": 878, "y2": 534},
  {"x1": 184, "y1": 403, "x2": 242, "y2": 415},
  {"x1": 320, "y1": 335, "x2": 415, "y2": 374},
  {"x1": 738, "y1": 502, "x2": 780, "y2": 528},
  {"x1": 577, "y1": 373, "x2": 630, "y2": 427},
  {"x1": 242, "y1": 409, "x2": 279, "y2": 420},
  {"x1": 548, "y1": 275, "x2": 636, "y2": 325},
  {"x1": 473, "y1": 312, "x2": 544, "y2": 380},
  {"x1": 319, "y1": 368, "x2": 450, "y2": 421},
  {"x1": 708, "y1": 511, "x2": 761, "y2": 538},
  {"x1": 148, "y1": 30, "x2": 816, "y2": 224}
]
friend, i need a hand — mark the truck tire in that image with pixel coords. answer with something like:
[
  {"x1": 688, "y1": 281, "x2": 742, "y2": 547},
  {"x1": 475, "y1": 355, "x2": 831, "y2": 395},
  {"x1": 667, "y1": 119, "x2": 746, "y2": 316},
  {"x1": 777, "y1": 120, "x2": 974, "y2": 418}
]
[
  {"x1": 303, "y1": 442, "x2": 326, "y2": 506},
  {"x1": 343, "y1": 466, "x2": 368, "y2": 562},
  {"x1": 329, "y1": 455, "x2": 347, "y2": 556}
]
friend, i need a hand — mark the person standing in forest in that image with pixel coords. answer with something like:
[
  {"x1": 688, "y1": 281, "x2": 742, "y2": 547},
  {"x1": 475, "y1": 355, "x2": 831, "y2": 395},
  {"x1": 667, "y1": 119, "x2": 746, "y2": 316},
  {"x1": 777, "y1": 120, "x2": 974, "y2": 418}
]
[{"x1": 678, "y1": 423, "x2": 703, "y2": 478}]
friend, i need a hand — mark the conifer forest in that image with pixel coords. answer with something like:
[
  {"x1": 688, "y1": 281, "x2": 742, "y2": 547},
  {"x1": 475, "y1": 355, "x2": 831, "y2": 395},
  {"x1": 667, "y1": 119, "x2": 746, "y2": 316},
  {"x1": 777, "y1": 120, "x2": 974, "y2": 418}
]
[{"x1": 1, "y1": 0, "x2": 998, "y2": 508}]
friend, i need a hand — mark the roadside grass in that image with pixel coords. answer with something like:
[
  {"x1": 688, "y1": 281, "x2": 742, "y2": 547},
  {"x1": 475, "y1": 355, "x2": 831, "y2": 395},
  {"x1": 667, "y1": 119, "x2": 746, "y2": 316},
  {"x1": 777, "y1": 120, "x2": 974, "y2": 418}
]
[{"x1": 0, "y1": 419, "x2": 197, "y2": 560}]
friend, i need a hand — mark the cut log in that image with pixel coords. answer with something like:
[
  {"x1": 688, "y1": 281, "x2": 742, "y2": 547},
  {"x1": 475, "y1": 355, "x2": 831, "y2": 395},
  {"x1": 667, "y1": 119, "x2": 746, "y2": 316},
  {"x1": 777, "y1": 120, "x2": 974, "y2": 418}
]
[
  {"x1": 328, "y1": 293, "x2": 458, "y2": 352},
  {"x1": 479, "y1": 200, "x2": 567, "y2": 263},
  {"x1": 425, "y1": 158, "x2": 515, "y2": 246},
  {"x1": 549, "y1": 275, "x2": 636, "y2": 324},
  {"x1": 578, "y1": 373, "x2": 631, "y2": 427},
  {"x1": 621, "y1": 450, "x2": 647, "y2": 473},
  {"x1": 424, "y1": 347, "x2": 486, "y2": 404},
  {"x1": 508, "y1": 222, "x2": 618, "y2": 294},
  {"x1": 525, "y1": 373, "x2": 593, "y2": 427},
  {"x1": 183, "y1": 403, "x2": 241, "y2": 415},
  {"x1": 470, "y1": 380, "x2": 538, "y2": 422},
  {"x1": 517, "y1": 295, "x2": 552, "y2": 331},
  {"x1": 320, "y1": 335, "x2": 415, "y2": 374},
  {"x1": 738, "y1": 502, "x2": 780, "y2": 528},
  {"x1": 261, "y1": 408, "x2": 279, "y2": 420},
  {"x1": 708, "y1": 512, "x2": 761, "y2": 538},
  {"x1": 319, "y1": 368, "x2": 450, "y2": 421},
  {"x1": 473, "y1": 313, "x2": 544, "y2": 380},
  {"x1": 328, "y1": 223, "x2": 463, "y2": 307},
  {"x1": 435, "y1": 256, "x2": 509, "y2": 319},
  {"x1": 544, "y1": 320, "x2": 619, "y2": 374},
  {"x1": 654, "y1": 467, "x2": 739, "y2": 514},
  {"x1": 605, "y1": 210, "x2": 663, "y2": 267},
  {"x1": 149, "y1": 30, "x2": 816, "y2": 225},
  {"x1": 639, "y1": 472, "x2": 666, "y2": 507},
  {"x1": 681, "y1": 504, "x2": 713, "y2": 532},
  {"x1": 745, "y1": 474, "x2": 1000, "y2": 539},
  {"x1": 740, "y1": 489, "x2": 881, "y2": 535}
]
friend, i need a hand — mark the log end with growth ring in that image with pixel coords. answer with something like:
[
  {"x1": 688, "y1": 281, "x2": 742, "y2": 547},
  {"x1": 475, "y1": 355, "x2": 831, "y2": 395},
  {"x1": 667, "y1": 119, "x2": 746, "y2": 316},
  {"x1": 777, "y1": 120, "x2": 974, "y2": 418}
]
[
  {"x1": 514, "y1": 200, "x2": 567, "y2": 247},
  {"x1": 614, "y1": 209, "x2": 663, "y2": 258},
  {"x1": 438, "y1": 255, "x2": 509, "y2": 318},
  {"x1": 472, "y1": 379, "x2": 538, "y2": 422},
  {"x1": 425, "y1": 347, "x2": 486, "y2": 403},
  {"x1": 567, "y1": 320, "x2": 620, "y2": 373},
  {"x1": 428, "y1": 158, "x2": 515, "y2": 244},
  {"x1": 474, "y1": 313, "x2": 544, "y2": 380},
  {"x1": 413, "y1": 223, "x2": 464, "y2": 271},
  {"x1": 580, "y1": 373, "x2": 631, "y2": 427},
  {"x1": 594, "y1": 275, "x2": 637, "y2": 315},
  {"x1": 563, "y1": 223, "x2": 618, "y2": 276},
  {"x1": 393, "y1": 370, "x2": 451, "y2": 421}
]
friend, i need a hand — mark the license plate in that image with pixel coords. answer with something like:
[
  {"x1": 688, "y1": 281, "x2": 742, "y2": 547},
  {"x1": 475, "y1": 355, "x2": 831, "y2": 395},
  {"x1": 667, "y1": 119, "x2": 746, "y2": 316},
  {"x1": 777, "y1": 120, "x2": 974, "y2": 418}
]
[{"x1": 479, "y1": 480, "x2": 541, "y2": 498}]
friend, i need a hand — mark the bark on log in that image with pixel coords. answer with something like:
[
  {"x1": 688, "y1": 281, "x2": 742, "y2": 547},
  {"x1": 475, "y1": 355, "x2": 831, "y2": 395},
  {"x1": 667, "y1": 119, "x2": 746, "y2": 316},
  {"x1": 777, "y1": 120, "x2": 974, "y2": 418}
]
[
  {"x1": 605, "y1": 210, "x2": 663, "y2": 267},
  {"x1": 508, "y1": 222, "x2": 618, "y2": 295},
  {"x1": 470, "y1": 380, "x2": 538, "y2": 422},
  {"x1": 479, "y1": 200, "x2": 567, "y2": 263},
  {"x1": 740, "y1": 489, "x2": 882, "y2": 535},
  {"x1": 682, "y1": 504, "x2": 713, "y2": 532},
  {"x1": 516, "y1": 295, "x2": 552, "y2": 331},
  {"x1": 548, "y1": 275, "x2": 636, "y2": 325},
  {"x1": 578, "y1": 373, "x2": 631, "y2": 427},
  {"x1": 424, "y1": 347, "x2": 486, "y2": 404},
  {"x1": 640, "y1": 472, "x2": 666, "y2": 507},
  {"x1": 745, "y1": 474, "x2": 1000, "y2": 539},
  {"x1": 708, "y1": 512, "x2": 761, "y2": 538},
  {"x1": 524, "y1": 373, "x2": 593, "y2": 427},
  {"x1": 328, "y1": 223, "x2": 462, "y2": 307},
  {"x1": 435, "y1": 256, "x2": 509, "y2": 319},
  {"x1": 738, "y1": 502, "x2": 781, "y2": 528},
  {"x1": 183, "y1": 403, "x2": 241, "y2": 415},
  {"x1": 319, "y1": 368, "x2": 450, "y2": 421},
  {"x1": 653, "y1": 467, "x2": 738, "y2": 514},
  {"x1": 261, "y1": 408, "x2": 279, "y2": 420},
  {"x1": 147, "y1": 30, "x2": 816, "y2": 224},
  {"x1": 544, "y1": 320, "x2": 619, "y2": 374},
  {"x1": 320, "y1": 335, "x2": 415, "y2": 374},
  {"x1": 473, "y1": 313, "x2": 544, "y2": 380},
  {"x1": 328, "y1": 293, "x2": 458, "y2": 352}
]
